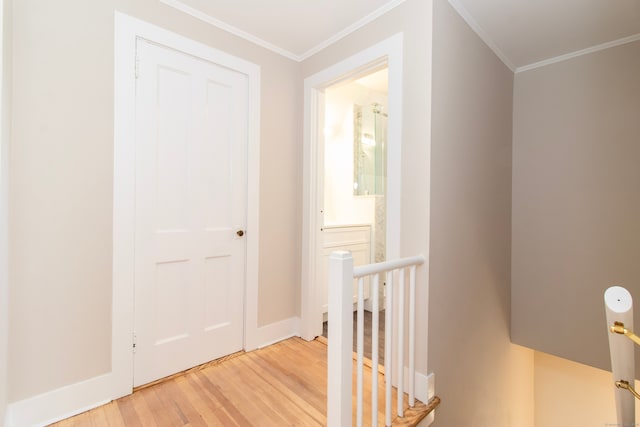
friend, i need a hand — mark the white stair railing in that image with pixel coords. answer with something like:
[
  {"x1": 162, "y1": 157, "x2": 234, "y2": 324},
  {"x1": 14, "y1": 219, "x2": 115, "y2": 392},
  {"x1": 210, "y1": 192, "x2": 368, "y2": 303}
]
[{"x1": 327, "y1": 250, "x2": 426, "y2": 427}]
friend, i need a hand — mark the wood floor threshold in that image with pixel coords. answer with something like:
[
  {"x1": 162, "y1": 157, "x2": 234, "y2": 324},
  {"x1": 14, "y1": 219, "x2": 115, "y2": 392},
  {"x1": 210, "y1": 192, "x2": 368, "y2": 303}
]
[{"x1": 133, "y1": 349, "x2": 245, "y2": 392}]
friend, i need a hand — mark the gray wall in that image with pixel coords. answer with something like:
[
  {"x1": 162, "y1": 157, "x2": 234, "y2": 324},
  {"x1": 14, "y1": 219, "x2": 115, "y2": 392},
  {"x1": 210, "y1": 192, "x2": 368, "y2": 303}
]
[
  {"x1": 429, "y1": 1, "x2": 534, "y2": 425},
  {"x1": 9, "y1": 0, "x2": 299, "y2": 402},
  {"x1": 512, "y1": 40, "x2": 640, "y2": 373}
]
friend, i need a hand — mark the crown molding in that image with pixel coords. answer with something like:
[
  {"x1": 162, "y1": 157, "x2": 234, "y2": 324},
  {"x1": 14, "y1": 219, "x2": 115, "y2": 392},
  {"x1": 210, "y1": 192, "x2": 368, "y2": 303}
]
[
  {"x1": 159, "y1": 0, "x2": 301, "y2": 61},
  {"x1": 160, "y1": 0, "x2": 408, "y2": 62},
  {"x1": 445, "y1": 0, "x2": 516, "y2": 72},
  {"x1": 298, "y1": 0, "x2": 407, "y2": 60},
  {"x1": 516, "y1": 33, "x2": 640, "y2": 73}
]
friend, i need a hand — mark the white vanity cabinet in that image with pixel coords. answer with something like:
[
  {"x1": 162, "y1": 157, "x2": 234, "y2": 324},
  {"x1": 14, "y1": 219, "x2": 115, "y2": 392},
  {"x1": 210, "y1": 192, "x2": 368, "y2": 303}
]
[{"x1": 320, "y1": 224, "x2": 372, "y2": 314}]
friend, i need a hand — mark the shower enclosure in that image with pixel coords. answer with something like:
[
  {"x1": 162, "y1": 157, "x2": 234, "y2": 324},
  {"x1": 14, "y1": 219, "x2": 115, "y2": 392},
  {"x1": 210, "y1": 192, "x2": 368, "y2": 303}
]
[{"x1": 353, "y1": 103, "x2": 387, "y2": 197}]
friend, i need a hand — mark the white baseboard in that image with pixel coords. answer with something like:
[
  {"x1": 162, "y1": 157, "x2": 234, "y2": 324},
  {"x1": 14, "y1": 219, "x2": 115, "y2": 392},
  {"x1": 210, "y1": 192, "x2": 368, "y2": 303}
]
[
  {"x1": 422, "y1": 372, "x2": 436, "y2": 425},
  {"x1": 255, "y1": 316, "x2": 300, "y2": 349},
  {"x1": 401, "y1": 370, "x2": 436, "y2": 426},
  {"x1": 7, "y1": 373, "x2": 123, "y2": 427},
  {"x1": 7, "y1": 316, "x2": 301, "y2": 427},
  {"x1": 402, "y1": 369, "x2": 434, "y2": 405}
]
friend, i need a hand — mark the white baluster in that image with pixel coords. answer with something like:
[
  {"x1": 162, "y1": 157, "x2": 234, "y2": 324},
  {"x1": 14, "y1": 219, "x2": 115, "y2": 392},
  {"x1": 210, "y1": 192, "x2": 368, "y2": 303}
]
[
  {"x1": 372, "y1": 274, "x2": 380, "y2": 427},
  {"x1": 397, "y1": 268, "x2": 405, "y2": 417},
  {"x1": 409, "y1": 265, "x2": 416, "y2": 407},
  {"x1": 385, "y1": 270, "x2": 393, "y2": 427},
  {"x1": 357, "y1": 277, "x2": 364, "y2": 427}
]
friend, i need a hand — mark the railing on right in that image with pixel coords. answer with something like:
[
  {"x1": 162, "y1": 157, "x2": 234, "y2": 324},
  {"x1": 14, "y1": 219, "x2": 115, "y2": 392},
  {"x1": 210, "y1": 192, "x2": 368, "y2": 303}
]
[{"x1": 327, "y1": 250, "x2": 438, "y2": 427}]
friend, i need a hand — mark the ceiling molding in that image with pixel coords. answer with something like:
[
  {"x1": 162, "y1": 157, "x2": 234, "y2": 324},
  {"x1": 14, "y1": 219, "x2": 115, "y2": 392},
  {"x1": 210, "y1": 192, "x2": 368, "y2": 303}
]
[
  {"x1": 159, "y1": 0, "x2": 301, "y2": 61},
  {"x1": 160, "y1": 0, "x2": 408, "y2": 63},
  {"x1": 516, "y1": 33, "x2": 640, "y2": 73},
  {"x1": 298, "y1": 0, "x2": 407, "y2": 61},
  {"x1": 445, "y1": 0, "x2": 516, "y2": 72}
]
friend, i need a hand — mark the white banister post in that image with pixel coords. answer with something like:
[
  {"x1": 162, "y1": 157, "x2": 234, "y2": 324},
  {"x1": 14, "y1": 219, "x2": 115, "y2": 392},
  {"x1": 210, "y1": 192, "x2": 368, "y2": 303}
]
[{"x1": 327, "y1": 250, "x2": 354, "y2": 427}]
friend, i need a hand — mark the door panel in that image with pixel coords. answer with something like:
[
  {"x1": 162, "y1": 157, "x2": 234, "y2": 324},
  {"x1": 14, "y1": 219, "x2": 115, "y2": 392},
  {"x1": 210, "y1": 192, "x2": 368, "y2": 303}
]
[{"x1": 134, "y1": 40, "x2": 248, "y2": 387}]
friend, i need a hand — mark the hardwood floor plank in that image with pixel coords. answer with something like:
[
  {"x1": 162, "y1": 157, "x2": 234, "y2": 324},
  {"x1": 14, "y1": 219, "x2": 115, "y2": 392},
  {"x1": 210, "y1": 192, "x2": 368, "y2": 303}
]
[
  {"x1": 234, "y1": 351, "x2": 325, "y2": 425},
  {"x1": 214, "y1": 357, "x2": 298, "y2": 425},
  {"x1": 100, "y1": 401, "x2": 126, "y2": 427},
  {"x1": 127, "y1": 387, "x2": 157, "y2": 426},
  {"x1": 154, "y1": 380, "x2": 205, "y2": 426},
  {"x1": 240, "y1": 351, "x2": 325, "y2": 419},
  {"x1": 115, "y1": 394, "x2": 142, "y2": 426},
  {"x1": 184, "y1": 374, "x2": 238, "y2": 426},
  {"x1": 193, "y1": 370, "x2": 252, "y2": 426},
  {"x1": 173, "y1": 375, "x2": 226, "y2": 426},
  {"x1": 87, "y1": 406, "x2": 107, "y2": 427}
]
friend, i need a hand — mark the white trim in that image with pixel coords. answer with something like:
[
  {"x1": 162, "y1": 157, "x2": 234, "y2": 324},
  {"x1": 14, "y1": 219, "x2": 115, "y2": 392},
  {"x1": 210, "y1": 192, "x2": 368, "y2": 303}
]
[
  {"x1": 299, "y1": 0, "x2": 407, "y2": 60},
  {"x1": 300, "y1": 33, "x2": 404, "y2": 341},
  {"x1": 159, "y1": 0, "x2": 408, "y2": 62},
  {"x1": 516, "y1": 33, "x2": 640, "y2": 73},
  {"x1": 159, "y1": 0, "x2": 299, "y2": 61},
  {"x1": 405, "y1": 370, "x2": 434, "y2": 407},
  {"x1": 7, "y1": 375, "x2": 114, "y2": 427},
  {"x1": 445, "y1": 0, "x2": 515, "y2": 72},
  {"x1": 255, "y1": 317, "x2": 300, "y2": 349},
  {"x1": 422, "y1": 372, "x2": 436, "y2": 426}
]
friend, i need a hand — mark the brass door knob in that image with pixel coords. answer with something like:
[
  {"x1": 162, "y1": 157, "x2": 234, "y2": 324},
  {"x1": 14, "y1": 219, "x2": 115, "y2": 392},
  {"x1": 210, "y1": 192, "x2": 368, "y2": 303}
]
[{"x1": 236, "y1": 230, "x2": 245, "y2": 237}]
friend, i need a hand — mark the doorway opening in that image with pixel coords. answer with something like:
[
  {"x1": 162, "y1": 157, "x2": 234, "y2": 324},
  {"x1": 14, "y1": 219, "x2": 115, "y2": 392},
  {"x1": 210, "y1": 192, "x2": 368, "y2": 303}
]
[
  {"x1": 319, "y1": 67, "x2": 389, "y2": 363},
  {"x1": 300, "y1": 33, "x2": 404, "y2": 355}
]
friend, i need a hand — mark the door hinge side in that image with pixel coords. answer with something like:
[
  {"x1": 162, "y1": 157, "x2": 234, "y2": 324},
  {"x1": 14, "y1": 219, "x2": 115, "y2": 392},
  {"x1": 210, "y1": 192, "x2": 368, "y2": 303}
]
[
  {"x1": 135, "y1": 53, "x2": 140, "y2": 79},
  {"x1": 133, "y1": 332, "x2": 137, "y2": 353}
]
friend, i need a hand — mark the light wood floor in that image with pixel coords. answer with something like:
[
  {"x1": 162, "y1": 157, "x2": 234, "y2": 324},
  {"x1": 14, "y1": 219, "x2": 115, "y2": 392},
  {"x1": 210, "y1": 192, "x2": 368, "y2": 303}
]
[{"x1": 49, "y1": 337, "x2": 432, "y2": 426}]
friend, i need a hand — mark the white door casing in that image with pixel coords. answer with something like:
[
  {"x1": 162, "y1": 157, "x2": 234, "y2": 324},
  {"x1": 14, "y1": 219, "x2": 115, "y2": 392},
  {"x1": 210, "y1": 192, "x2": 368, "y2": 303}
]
[
  {"x1": 301, "y1": 34, "x2": 404, "y2": 340},
  {"x1": 133, "y1": 39, "x2": 248, "y2": 387}
]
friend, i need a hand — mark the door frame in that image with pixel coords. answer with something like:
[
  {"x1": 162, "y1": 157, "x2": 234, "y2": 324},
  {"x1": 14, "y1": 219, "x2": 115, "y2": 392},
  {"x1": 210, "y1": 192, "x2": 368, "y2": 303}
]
[
  {"x1": 300, "y1": 33, "x2": 404, "y2": 340},
  {"x1": 113, "y1": 12, "x2": 261, "y2": 395}
]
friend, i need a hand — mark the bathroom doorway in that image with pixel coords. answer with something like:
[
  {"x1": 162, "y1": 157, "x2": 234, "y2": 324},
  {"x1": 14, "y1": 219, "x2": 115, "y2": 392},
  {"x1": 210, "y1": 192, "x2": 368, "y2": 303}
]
[
  {"x1": 319, "y1": 68, "x2": 388, "y2": 361},
  {"x1": 300, "y1": 33, "x2": 403, "y2": 348}
]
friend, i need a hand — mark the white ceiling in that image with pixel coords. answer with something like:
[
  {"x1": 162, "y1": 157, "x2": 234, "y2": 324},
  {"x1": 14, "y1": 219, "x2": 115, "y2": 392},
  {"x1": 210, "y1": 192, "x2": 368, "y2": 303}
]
[
  {"x1": 451, "y1": 0, "x2": 640, "y2": 70},
  {"x1": 162, "y1": 0, "x2": 640, "y2": 71}
]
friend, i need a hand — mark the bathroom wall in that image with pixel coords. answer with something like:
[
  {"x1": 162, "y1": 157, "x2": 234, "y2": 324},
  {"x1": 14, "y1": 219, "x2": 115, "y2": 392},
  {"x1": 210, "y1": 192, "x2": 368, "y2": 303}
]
[{"x1": 323, "y1": 80, "x2": 387, "y2": 227}]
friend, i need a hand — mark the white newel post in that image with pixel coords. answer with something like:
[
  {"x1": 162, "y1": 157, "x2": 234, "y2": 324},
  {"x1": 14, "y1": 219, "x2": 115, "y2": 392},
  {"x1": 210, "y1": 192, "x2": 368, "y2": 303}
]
[{"x1": 327, "y1": 250, "x2": 354, "y2": 426}]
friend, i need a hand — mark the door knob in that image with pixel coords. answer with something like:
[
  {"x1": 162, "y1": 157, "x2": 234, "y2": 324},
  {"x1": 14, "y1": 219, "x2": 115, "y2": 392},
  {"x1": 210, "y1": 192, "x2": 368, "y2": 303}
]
[{"x1": 236, "y1": 230, "x2": 245, "y2": 237}]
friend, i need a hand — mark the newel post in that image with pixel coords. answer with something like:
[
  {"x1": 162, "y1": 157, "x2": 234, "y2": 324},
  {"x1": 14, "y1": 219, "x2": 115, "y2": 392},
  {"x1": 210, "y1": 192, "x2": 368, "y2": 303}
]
[{"x1": 327, "y1": 250, "x2": 354, "y2": 426}]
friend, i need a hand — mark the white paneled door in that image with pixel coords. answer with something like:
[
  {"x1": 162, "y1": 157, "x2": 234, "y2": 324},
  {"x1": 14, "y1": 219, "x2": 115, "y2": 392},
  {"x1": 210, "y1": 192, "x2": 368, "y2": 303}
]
[{"x1": 133, "y1": 39, "x2": 248, "y2": 387}]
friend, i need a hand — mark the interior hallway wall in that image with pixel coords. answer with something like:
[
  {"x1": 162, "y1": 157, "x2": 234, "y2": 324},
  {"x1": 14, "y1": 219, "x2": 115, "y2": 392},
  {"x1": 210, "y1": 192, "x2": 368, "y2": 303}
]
[
  {"x1": 512, "y1": 38, "x2": 640, "y2": 373},
  {"x1": 0, "y1": 0, "x2": 10, "y2": 423},
  {"x1": 429, "y1": 0, "x2": 534, "y2": 425},
  {"x1": 9, "y1": 0, "x2": 299, "y2": 403}
]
